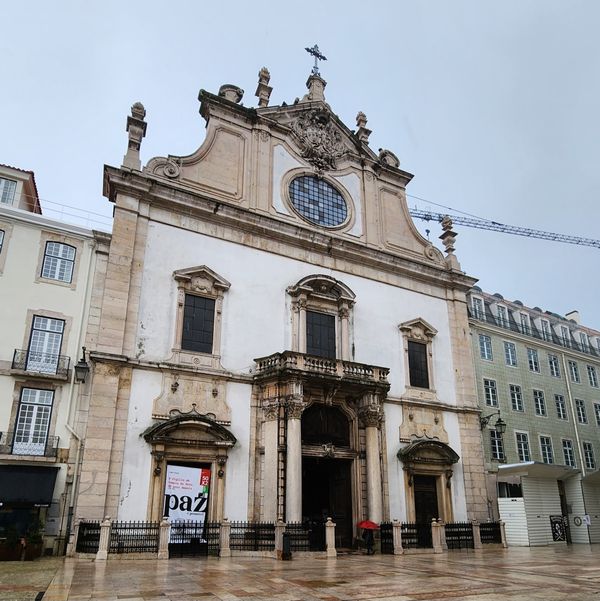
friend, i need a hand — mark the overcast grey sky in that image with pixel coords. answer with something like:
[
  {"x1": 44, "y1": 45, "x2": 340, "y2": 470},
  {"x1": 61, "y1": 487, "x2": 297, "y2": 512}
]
[{"x1": 2, "y1": 1, "x2": 599, "y2": 328}]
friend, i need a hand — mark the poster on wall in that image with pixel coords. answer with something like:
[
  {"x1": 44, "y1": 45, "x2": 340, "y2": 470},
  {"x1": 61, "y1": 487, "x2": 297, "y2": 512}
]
[{"x1": 164, "y1": 464, "x2": 211, "y2": 525}]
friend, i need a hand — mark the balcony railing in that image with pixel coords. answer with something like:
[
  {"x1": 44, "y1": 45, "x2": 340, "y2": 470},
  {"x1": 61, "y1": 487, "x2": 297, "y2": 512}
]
[
  {"x1": 254, "y1": 351, "x2": 390, "y2": 385},
  {"x1": 11, "y1": 349, "x2": 70, "y2": 377},
  {"x1": 0, "y1": 431, "x2": 60, "y2": 458}
]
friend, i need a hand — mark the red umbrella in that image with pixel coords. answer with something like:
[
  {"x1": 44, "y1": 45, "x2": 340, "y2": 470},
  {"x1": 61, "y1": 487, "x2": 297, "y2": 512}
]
[{"x1": 357, "y1": 520, "x2": 379, "y2": 530}]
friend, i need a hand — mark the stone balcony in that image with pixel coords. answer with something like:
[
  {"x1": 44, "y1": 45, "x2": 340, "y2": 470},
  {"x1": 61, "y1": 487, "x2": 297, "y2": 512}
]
[{"x1": 253, "y1": 351, "x2": 390, "y2": 392}]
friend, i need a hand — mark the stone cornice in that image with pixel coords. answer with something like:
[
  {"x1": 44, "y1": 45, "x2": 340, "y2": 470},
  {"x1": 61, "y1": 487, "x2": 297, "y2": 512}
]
[
  {"x1": 384, "y1": 395, "x2": 482, "y2": 415},
  {"x1": 103, "y1": 166, "x2": 477, "y2": 295}
]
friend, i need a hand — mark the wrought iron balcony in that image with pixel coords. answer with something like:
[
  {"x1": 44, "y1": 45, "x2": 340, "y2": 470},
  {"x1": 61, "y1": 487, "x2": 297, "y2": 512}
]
[
  {"x1": 254, "y1": 351, "x2": 390, "y2": 387},
  {"x1": 0, "y1": 431, "x2": 60, "y2": 458},
  {"x1": 11, "y1": 349, "x2": 70, "y2": 378}
]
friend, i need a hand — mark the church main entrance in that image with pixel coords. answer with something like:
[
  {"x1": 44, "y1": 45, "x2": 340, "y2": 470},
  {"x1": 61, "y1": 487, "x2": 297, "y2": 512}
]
[
  {"x1": 302, "y1": 456, "x2": 353, "y2": 548},
  {"x1": 413, "y1": 474, "x2": 439, "y2": 523}
]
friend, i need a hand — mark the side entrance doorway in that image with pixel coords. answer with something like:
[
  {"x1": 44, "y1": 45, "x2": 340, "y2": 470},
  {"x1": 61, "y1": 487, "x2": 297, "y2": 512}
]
[
  {"x1": 413, "y1": 474, "x2": 439, "y2": 524},
  {"x1": 302, "y1": 456, "x2": 353, "y2": 548}
]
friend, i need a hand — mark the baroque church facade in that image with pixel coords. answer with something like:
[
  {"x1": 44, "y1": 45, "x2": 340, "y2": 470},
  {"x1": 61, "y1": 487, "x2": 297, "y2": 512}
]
[{"x1": 74, "y1": 65, "x2": 488, "y2": 545}]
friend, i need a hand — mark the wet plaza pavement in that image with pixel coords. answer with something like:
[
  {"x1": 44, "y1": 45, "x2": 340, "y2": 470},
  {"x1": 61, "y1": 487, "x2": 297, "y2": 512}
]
[{"x1": 11, "y1": 546, "x2": 600, "y2": 601}]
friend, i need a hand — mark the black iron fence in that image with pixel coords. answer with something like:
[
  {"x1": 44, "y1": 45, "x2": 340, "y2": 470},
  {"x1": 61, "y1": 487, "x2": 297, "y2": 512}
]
[
  {"x1": 284, "y1": 521, "x2": 325, "y2": 551},
  {"x1": 230, "y1": 522, "x2": 275, "y2": 551},
  {"x1": 479, "y1": 521, "x2": 502, "y2": 544},
  {"x1": 379, "y1": 522, "x2": 394, "y2": 554},
  {"x1": 169, "y1": 521, "x2": 220, "y2": 557},
  {"x1": 444, "y1": 522, "x2": 474, "y2": 549},
  {"x1": 75, "y1": 521, "x2": 101, "y2": 554},
  {"x1": 109, "y1": 521, "x2": 159, "y2": 554},
  {"x1": 12, "y1": 349, "x2": 71, "y2": 377},
  {"x1": 401, "y1": 523, "x2": 432, "y2": 549}
]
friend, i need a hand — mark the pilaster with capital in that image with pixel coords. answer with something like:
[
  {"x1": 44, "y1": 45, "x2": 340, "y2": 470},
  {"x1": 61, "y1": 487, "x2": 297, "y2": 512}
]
[
  {"x1": 359, "y1": 394, "x2": 384, "y2": 523},
  {"x1": 262, "y1": 397, "x2": 280, "y2": 521},
  {"x1": 285, "y1": 383, "x2": 305, "y2": 522}
]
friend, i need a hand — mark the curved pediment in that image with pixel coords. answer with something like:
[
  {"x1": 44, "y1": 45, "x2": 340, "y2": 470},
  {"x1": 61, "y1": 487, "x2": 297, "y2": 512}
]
[
  {"x1": 287, "y1": 274, "x2": 356, "y2": 304},
  {"x1": 143, "y1": 410, "x2": 237, "y2": 448},
  {"x1": 397, "y1": 439, "x2": 459, "y2": 466}
]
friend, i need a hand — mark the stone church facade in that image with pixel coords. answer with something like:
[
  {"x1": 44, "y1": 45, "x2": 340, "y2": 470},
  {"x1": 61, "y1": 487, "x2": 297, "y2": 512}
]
[{"x1": 74, "y1": 66, "x2": 488, "y2": 543}]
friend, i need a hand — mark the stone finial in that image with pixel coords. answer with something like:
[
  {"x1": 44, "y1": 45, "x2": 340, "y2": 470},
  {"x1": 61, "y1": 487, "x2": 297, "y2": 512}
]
[
  {"x1": 218, "y1": 84, "x2": 244, "y2": 104},
  {"x1": 439, "y1": 216, "x2": 461, "y2": 270},
  {"x1": 301, "y1": 73, "x2": 327, "y2": 103},
  {"x1": 356, "y1": 111, "x2": 372, "y2": 143},
  {"x1": 122, "y1": 102, "x2": 147, "y2": 170},
  {"x1": 255, "y1": 67, "x2": 273, "y2": 108}
]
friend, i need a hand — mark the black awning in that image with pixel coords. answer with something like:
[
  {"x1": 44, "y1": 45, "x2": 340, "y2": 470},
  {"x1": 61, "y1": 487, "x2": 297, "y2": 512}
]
[{"x1": 0, "y1": 465, "x2": 59, "y2": 505}]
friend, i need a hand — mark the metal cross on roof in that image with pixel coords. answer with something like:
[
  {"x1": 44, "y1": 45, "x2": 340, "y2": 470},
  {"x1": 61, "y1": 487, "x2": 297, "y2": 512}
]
[{"x1": 305, "y1": 44, "x2": 327, "y2": 76}]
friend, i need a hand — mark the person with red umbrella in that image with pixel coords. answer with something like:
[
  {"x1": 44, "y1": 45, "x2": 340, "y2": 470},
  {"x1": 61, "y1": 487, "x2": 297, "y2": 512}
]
[{"x1": 358, "y1": 520, "x2": 379, "y2": 555}]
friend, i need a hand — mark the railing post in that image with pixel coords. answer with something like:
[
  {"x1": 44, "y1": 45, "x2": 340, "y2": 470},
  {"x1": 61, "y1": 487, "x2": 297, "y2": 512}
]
[
  {"x1": 157, "y1": 517, "x2": 170, "y2": 559},
  {"x1": 472, "y1": 520, "x2": 482, "y2": 549},
  {"x1": 499, "y1": 520, "x2": 508, "y2": 548},
  {"x1": 431, "y1": 519, "x2": 443, "y2": 554},
  {"x1": 438, "y1": 519, "x2": 447, "y2": 550},
  {"x1": 219, "y1": 519, "x2": 231, "y2": 557},
  {"x1": 66, "y1": 518, "x2": 80, "y2": 557},
  {"x1": 325, "y1": 517, "x2": 337, "y2": 557},
  {"x1": 392, "y1": 519, "x2": 403, "y2": 555},
  {"x1": 275, "y1": 520, "x2": 285, "y2": 559},
  {"x1": 96, "y1": 517, "x2": 111, "y2": 561}
]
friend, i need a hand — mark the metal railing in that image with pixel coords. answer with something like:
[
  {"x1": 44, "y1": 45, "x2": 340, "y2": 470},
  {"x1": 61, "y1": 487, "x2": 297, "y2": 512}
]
[
  {"x1": 444, "y1": 522, "x2": 474, "y2": 549},
  {"x1": 230, "y1": 522, "x2": 275, "y2": 551},
  {"x1": 169, "y1": 521, "x2": 220, "y2": 557},
  {"x1": 479, "y1": 521, "x2": 502, "y2": 544},
  {"x1": 401, "y1": 523, "x2": 432, "y2": 549},
  {"x1": 284, "y1": 521, "x2": 325, "y2": 551},
  {"x1": 11, "y1": 349, "x2": 70, "y2": 377},
  {"x1": 379, "y1": 522, "x2": 394, "y2": 554},
  {"x1": 75, "y1": 521, "x2": 101, "y2": 554},
  {"x1": 108, "y1": 521, "x2": 159, "y2": 554},
  {"x1": 0, "y1": 431, "x2": 59, "y2": 457}
]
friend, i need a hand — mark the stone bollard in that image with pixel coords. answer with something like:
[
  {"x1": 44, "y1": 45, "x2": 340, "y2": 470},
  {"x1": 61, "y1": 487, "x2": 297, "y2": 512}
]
[
  {"x1": 471, "y1": 520, "x2": 483, "y2": 549},
  {"x1": 275, "y1": 521, "x2": 286, "y2": 559},
  {"x1": 158, "y1": 517, "x2": 170, "y2": 559},
  {"x1": 66, "y1": 518, "x2": 80, "y2": 557},
  {"x1": 499, "y1": 520, "x2": 508, "y2": 548},
  {"x1": 392, "y1": 519, "x2": 404, "y2": 555},
  {"x1": 219, "y1": 519, "x2": 231, "y2": 557},
  {"x1": 431, "y1": 519, "x2": 443, "y2": 554},
  {"x1": 96, "y1": 517, "x2": 112, "y2": 561},
  {"x1": 438, "y1": 519, "x2": 447, "y2": 551},
  {"x1": 325, "y1": 517, "x2": 337, "y2": 558}
]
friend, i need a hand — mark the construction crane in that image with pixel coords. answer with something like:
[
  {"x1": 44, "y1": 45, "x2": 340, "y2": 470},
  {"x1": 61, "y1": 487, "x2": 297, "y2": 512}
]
[{"x1": 409, "y1": 209, "x2": 600, "y2": 250}]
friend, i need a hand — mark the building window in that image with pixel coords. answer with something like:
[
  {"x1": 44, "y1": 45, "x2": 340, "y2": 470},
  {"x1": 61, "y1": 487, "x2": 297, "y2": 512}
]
[
  {"x1": 510, "y1": 384, "x2": 524, "y2": 412},
  {"x1": 479, "y1": 334, "x2": 493, "y2": 361},
  {"x1": 561, "y1": 326, "x2": 571, "y2": 348},
  {"x1": 0, "y1": 177, "x2": 17, "y2": 204},
  {"x1": 490, "y1": 430, "x2": 505, "y2": 461},
  {"x1": 181, "y1": 295, "x2": 216, "y2": 354},
  {"x1": 407, "y1": 341, "x2": 430, "y2": 388},
  {"x1": 306, "y1": 310, "x2": 336, "y2": 359},
  {"x1": 548, "y1": 354, "x2": 560, "y2": 378},
  {"x1": 13, "y1": 388, "x2": 54, "y2": 456},
  {"x1": 595, "y1": 403, "x2": 600, "y2": 426},
  {"x1": 516, "y1": 432, "x2": 531, "y2": 462},
  {"x1": 540, "y1": 436, "x2": 554, "y2": 464},
  {"x1": 569, "y1": 360, "x2": 580, "y2": 383},
  {"x1": 527, "y1": 348, "x2": 540, "y2": 373},
  {"x1": 555, "y1": 394, "x2": 568, "y2": 420},
  {"x1": 497, "y1": 305, "x2": 508, "y2": 328},
  {"x1": 541, "y1": 319, "x2": 552, "y2": 342},
  {"x1": 587, "y1": 365, "x2": 598, "y2": 388},
  {"x1": 562, "y1": 439, "x2": 576, "y2": 468},
  {"x1": 576, "y1": 399, "x2": 587, "y2": 424},
  {"x1": 533, "y1": 389, "x2": 546, "y2": 416},
  {"x1": 583, "y1": 442, "x2": 596, "y2": 470},
  {"x1": 0, "y1": 229, "x2": 4, "y2": 253},
  {"x1": 472, "y1": 297, "x2": 484, "y2": 320},
  {"x1": 41, "y1": 242, "x2": 76, "y2": 283},
  {"x1": 288, "y1": 175, "x2": 348, "y2": 228},
  {"x1": 580, "y1": 332, "x2": 590, "y2": 353},
  {"x1": 520, "y1": 313, "x2": 530, "y2": 335},
  {"x1": 484, "y1": 379, "x2": 498, "y2": 407},
  {"x1": 27, "y1": 316, "x2": 64, "y2": 374},
  {"x1": 504, "y1": 341, "x2": 517, "y2": 366}
]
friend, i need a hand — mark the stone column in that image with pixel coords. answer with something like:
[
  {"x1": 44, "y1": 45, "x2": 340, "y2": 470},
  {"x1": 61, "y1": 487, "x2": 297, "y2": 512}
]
[
  {"x1": 339, "y1": 305, "x2": 350, "y2": 360},
  {"x1": 472, "y1": 520, "x2": 482, "y2": 549},
  {"x1": 275, "y1": 520, "x2": 285, "y2": 559},
  {"x1": 219, "y1": 519, "x2": 231, "y2": 557},
  {"x1": 286, "y1": 389, "x2": 305, "y2": 523},
  {"x1": 325, "y1": 517, "x2": 337, "y2": 558},
  {"x1": 392, "y1": 519, "x2": 403, "y2": 555},
  {"x1": 298, "y1": 298, "x2": 307, "y2": 353},
  {"x1": 96, "y1": 517, "x2": 111, "y2": 561},
  {"x1": 360, "y1": 398, "x2": 383, "y2": 523},
  {"x1": 439, "y1": 519, "x2": 448, "y2": 550},
  {"x1": 157, "y1": 517, "x2": 170, "y2": 559},
  {"x1": 262, "y1": 399, "x2": 280, "y2": 522},
  {"x1": 431, "y1": 519, "x2": 443, "y2": 554},
  {"x1": 499, "y1": 520, "x2": 508, "y2": 548}
]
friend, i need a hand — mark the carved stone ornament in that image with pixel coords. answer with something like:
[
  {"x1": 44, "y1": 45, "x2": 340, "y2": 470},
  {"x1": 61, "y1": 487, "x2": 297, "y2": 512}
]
[
  {"x1": 147, "y1": 157, "x2": 181, "y2": 180},
  {"x1": 359, "y1": 404, "x2": 383, "y2": 428},
  {"x1": 262, "y1": 398, "x2": 280, "y2": 421},
  {"x1": 378, "y1": 148, "x2": 400, "y2": 168},
  {"x1": 321, "y1": 443, "x2": 335, "y2": 458},
  {"x1": 286, "y1": 398, "x2": 306, "y2": 420},
  {"x1": 398, "y1": 318, "x2": 438, "y2": 343},
  {"x1": 291, "y1": 109, "x2": 346, "y2": 171}
]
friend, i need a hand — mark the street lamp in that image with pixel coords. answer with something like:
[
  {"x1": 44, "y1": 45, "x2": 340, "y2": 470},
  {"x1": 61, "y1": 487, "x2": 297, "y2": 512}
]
[
  {"x1": 74, "y1": 346, "x2": 90, "y2": 383},
  {"x1": 480, "y1": 410, "x2": 506, "y2": 434}
]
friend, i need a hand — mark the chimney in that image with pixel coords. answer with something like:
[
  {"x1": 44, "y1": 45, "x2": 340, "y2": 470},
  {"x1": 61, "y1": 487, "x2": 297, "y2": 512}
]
[{"x1": 565, "y1": 310, "x2": 580, "y2": 324}]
